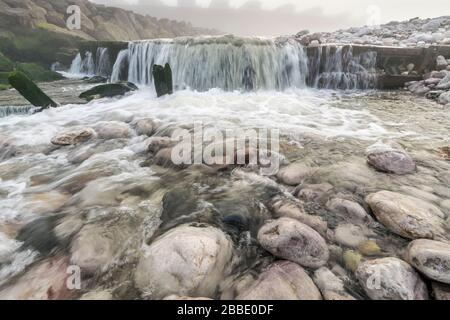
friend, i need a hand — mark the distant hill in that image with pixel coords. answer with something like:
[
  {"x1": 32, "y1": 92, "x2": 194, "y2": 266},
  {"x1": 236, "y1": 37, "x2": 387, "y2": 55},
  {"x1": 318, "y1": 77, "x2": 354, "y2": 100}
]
[{"x1": 0, "y1": 0, "x2": 219, "y2": 41}]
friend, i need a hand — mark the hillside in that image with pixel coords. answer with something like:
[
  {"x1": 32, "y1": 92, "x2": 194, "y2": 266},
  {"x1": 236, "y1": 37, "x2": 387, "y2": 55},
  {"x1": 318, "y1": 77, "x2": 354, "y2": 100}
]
[{"x1": 0, "y1": 0, "x2": 218, "y2": 41}]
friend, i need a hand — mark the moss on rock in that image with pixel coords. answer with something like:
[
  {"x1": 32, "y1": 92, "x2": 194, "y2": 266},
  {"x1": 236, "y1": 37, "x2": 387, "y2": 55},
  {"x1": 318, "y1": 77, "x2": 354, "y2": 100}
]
[
  {"x1": 0, "y1": 52, "x2": 13, "y2": 72},
  {"x1": 17, "y1": 63, "x2": 63, "y2": 82},
  {"x1": 8, "y1": 71, "x2": 58, "y2": 108},
  {"x1": 79, "y1": 82, "x2": 138, "y2": 101}
]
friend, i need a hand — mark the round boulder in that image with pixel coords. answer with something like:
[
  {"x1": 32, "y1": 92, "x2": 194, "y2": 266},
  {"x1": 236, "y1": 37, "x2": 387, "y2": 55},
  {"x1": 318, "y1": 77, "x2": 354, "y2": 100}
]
[
  {"x1": 134, "y1": 223, "x2": 233, "y2": 299},
  {"x1": 365, "y1": 191, "x2": 447, "y2": 240},
  {"x1": 236, "y1": 261, "x2": 322, "y2": 300},
  {"x1": 51, "y1": 128, "x2": 96, "y2": 146},
  {"x1": 356, "y1": 257, "x2": 428, "y2": 300},
  {"x1": 406, "y1": 239, "x2": 450, "y2": 284},
  {"x1": 257, "y1": 217, "x2": 329, "y2": 269}
]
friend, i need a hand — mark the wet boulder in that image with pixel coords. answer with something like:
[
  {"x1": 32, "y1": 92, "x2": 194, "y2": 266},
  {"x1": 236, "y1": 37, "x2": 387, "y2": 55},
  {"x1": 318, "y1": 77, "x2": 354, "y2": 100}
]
[
  {"x1": 51, "y1": 128, "x2": 96, "y2": 146},
  {"x1": 356, "y1": 257, "x2": 428, "y2": 300},
  {"x1": 0, "y1": 256, "x2": 72, "y2": 300},
  {"x1": 436, "y1": 55, "x2": 449, "y2": 71},
  {"x1": 326, "y1": 198, "x2": 372, "y2": 223},
  {"x1": 313, "y1": 267, "x2": 356, "y2": 300},
  {"x1": 8, "y1": 71, "x2": 58, "y2": 108},
  {"x1": 134, "y1": 223, "x2": 233, "y2": 299},
  {"x1": 93, "y1": 121, "x2": 131, "y2": 139},
  {"x1": 257, "y1": 217, "x2": 329, "y2": 269},
  {"x1": 406, "y1": 239, "x2": 450, "y2": 284},
  {"x1": 432, "y1": 282, "x2": 450, "y2": 300},
  {"x1": 366, "y1": 142, "x2": 416, "y2": 175},
  {"x1": 276, "y1": 163, "x2": 316, "y2": 185},
  {"x1": 79, "y1": 82, "x2": 137, "y2": 101},
  {"x1": 131, "y1": 118, "x2": 155, "y2": 136},
  {"x1": 271, "y1": 200, "x2": 327, "y2": 235},
  {"x1": 236, "y1": 261, "x2": 322, "y2": 300},
  {"x1": 365, "y1": 191, "x2": 447, "y2": 241}
]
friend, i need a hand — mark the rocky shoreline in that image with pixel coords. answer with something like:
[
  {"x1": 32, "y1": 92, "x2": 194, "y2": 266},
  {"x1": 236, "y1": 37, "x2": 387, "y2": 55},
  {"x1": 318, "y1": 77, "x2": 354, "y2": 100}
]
[{"x1": 0, "y1": 95, "x2": 449, "y2": 300}]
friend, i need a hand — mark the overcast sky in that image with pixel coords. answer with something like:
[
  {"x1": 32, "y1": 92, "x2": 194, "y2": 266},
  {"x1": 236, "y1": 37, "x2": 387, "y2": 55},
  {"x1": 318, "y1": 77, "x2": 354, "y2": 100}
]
[{"x1": 91, "y1": 0, "x2": 449, "y2": 36}]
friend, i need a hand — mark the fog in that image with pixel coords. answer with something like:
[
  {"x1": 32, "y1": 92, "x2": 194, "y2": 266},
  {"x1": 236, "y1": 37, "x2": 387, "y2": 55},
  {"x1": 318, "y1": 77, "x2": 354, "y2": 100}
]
[{"x1": 90, "y1": 0, "x2": 449, "y2": 36}]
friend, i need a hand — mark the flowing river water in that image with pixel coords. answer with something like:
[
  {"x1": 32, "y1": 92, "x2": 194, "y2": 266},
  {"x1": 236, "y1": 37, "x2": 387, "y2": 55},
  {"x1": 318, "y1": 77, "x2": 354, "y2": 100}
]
[{"x1": 0, "y1": 37, "x2": 449, "y2": 300}]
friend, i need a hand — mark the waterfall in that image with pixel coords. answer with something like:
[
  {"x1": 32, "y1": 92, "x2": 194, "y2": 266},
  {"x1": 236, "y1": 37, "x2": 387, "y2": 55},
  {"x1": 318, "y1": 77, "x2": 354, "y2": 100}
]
[
  {"x1": 111, "y1": 49, "x2": 130, "y2": 82},
  {"x1": 69, "y1": 51, "x2": 97, "y2": 76},
  {"x1": 68, "y1": 36, "x2": 378, "y2": 91},
  {"x1": 310, "y1": 45, "x2": 377, "y2": 90},
  {"x1": 0, "y1": 106, "x2": 39, "y2": 118},
  {"x1": 126, "y1": 37, "x2": 309, "y2": 91},
  {"x1": 95, "y1": 47, "x2": 112, "y2": 77}
]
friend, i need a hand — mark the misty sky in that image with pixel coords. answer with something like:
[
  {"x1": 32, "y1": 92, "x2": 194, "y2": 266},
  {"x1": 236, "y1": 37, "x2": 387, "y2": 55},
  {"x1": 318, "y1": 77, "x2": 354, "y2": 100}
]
[{"x1": 90, "y1": 0, "x2": 449, "y2": 36}]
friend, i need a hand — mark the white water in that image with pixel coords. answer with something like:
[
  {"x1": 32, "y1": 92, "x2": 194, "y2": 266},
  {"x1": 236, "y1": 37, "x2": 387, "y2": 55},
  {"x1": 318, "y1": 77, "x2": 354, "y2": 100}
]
[{"x1": 69, "y1": 36, "x2": 377, "y2": 91}]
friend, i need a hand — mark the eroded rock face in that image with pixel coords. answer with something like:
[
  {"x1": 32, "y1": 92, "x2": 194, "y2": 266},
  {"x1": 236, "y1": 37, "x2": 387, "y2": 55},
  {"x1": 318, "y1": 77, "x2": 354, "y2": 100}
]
[
  {"x1": 0, "y1": 256, "x2": 72, "y2": 300},
  {"x1": 365, "y1": 191, "x2": 447, "y2": 241},
  {"x1": 276, "y1": 163, "x2": 315, "y2": 186},
  {"x1": 406, "y1": 239, "x2": 450, "y2": 284},
  {"x1": 313, "y1": 267, "x2": 356, "y2": 300},
  {"x1": 236, "y1": 261, "x2": 322, "y2": 300},
  {"x1": 257, "y1": 217, "x2": 329, "y2": 269},
  {"x1": 356, "y1": 257, "x2": 428, "y2": 300},
  {"x1": 134, "y1": 224, "x2": 233, "y2": 299},
  {"x1": 51, "y1": 128, "x2": 97, "y2": 146}
]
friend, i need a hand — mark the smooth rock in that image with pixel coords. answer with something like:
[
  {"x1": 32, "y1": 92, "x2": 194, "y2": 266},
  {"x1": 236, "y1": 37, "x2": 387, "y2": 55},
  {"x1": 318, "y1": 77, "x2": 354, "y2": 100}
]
[
  {"x1": 436, "y1": 55, "x2": 449, "y2": 71},
  {"x1": 272, "y1": 200, "x2": 327, "y2": 234},
  {"x1": 132, "y1": 118, "x2": 155, "y2": 136},
  {"x1": 134, "y1": 224, "x2": 233, "y2": 299},
  {"x1": 432, "y1": 282, "x2": 450, "y2": 300},
  {"x1": 237, "y1": 261, "x2": 322, "y2": 300},
  {"x1": 326, "y1": 198, "x2": 371, "y2": 222},
  {"x1": 70, "y1": 222, "x2": 131, "y2": 275},
  {"x1": 343, "y1": 250, "x2": 362, "y2": 272},
  {"x1": 406, "y1": 239, "x2": 450, "y2": 284},
  {"x1": 0, "y1": 256, "x2": 72, "y2": 300},
  {"x1": 257, "y1": 217, "x2": 329, "y2": 269},
  {"x1": 51, "y1": 128, "x2": 96, "y2": 146},
  {"x1": 276, "y1": 163, "x2": 315, "y2": 186},
  {"x1": 296, "y1": 183, "x2": 333, "y2": 202},
  {"x1": 438, "y1": 91, "x2": 450, "y2": 105},
  {"x1": 80, "y1": 290, "x2": 113, "y2": 300},
  {"x1": 93, "y1": 121, "x2": 131, "y2": 140},
  {"x1": 313, "y1": 267, "x2": 356, "y2": 300},
  {"x1": 334, "y1": 224, "x2": 368, "y2": 248},
  {"x1": 366, "y1": 143, "x2": 416, "y2": 175},
  {"x1": 356, "y1": 257, "x2": 428, "y2": 300},
  {"x1": 365, "y1": 191, "x2": 447, "y2": 240}
]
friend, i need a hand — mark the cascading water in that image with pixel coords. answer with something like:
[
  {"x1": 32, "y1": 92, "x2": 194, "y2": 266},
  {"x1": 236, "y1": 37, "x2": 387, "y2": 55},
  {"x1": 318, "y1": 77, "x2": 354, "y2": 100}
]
[
  {"x1": 111, "y1": 49, "x2": 130, "y2": 82},
  {"x1": 126, "y1": 37, "x2": 309, "y2": 91},
  {"x1": 309, "y1": 45, "x2": 377, "y2": 90},
  {"x1": 95, "y1": 47, "x2": 112, "y2": 78},
  {"x1": 69, "y1": 51, "x2": 95, "y2": 76},
  {"x1": 69, "y1": 36, "x2": 378, "y2": 91}
]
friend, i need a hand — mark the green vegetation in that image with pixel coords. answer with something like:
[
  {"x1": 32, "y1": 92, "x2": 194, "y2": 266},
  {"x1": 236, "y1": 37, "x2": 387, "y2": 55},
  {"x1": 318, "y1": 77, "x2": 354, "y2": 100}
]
[
  {"x1": 17, "y1": 63, "x2": 63, "y2": 82},
  {"x1": 0, "y1": 51, "x2": 13, "y2": 72},
  {"x1": 8, "y1": 71, "x2": 58, "y2": 108},
  {"x1": 0, "y1": 84, "x2": 10, "y2": 91}
]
